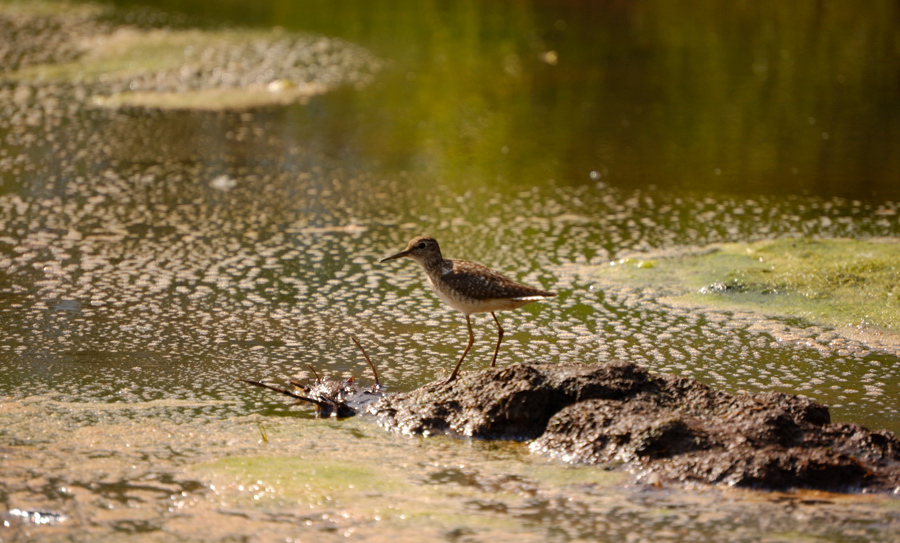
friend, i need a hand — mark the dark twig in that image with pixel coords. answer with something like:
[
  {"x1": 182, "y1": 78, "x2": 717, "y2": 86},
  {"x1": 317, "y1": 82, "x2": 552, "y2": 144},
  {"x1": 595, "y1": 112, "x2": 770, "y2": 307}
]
[
  {"x1": 348, "y1": 334, "x2": 380, "y2": 388},
  {"x1": 236, "y1": 378, "x2": 330, "y2": 409}
]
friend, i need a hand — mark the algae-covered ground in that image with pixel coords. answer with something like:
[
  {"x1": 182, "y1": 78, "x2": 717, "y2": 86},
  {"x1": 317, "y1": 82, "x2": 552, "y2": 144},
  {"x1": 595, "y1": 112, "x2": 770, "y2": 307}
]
[
  {"x1": 1, "y1": 0, "x2": 382, "y2": 110},
  {"x1": 5, "y1": 395, "x2": 898, "y2": 542},
  {"x1": 591, "y1": 237, "x2": 900, "y2": 352}
]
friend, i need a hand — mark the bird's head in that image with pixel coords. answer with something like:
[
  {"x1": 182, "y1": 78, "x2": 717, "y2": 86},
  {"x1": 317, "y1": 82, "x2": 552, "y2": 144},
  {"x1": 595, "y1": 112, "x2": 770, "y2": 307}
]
[{"x1": 380, "y1": 236, "x2": 442, "y2": 266}]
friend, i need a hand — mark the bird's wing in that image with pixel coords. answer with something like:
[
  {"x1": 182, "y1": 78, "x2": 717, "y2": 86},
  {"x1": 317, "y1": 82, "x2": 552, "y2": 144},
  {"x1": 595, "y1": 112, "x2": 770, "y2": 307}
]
[{"x1": 441, "y1": 259, "x2": 555, "y2": 300}]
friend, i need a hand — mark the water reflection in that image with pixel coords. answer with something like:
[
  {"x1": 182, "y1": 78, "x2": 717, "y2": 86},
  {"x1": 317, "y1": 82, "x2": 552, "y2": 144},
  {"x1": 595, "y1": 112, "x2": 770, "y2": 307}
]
[{"x1": 111, "y1": 0, "x2": 900, "y2": 200}]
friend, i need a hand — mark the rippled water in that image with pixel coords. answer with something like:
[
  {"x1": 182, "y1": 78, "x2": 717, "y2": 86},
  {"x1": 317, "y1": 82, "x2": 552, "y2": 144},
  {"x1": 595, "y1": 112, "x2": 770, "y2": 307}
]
[
  {"x1": 2, "y1": 0, "x2": 899, "y2": 541},
  {"x1": 1, "y1": 146, "x2": 897, "y2": 427}
]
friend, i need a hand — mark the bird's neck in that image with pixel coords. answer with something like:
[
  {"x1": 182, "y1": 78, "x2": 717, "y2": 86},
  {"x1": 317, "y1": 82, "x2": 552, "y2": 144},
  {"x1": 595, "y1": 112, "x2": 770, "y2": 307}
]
[{"x1": 420, "y1": 253, "x2": 446, "y2": 274}]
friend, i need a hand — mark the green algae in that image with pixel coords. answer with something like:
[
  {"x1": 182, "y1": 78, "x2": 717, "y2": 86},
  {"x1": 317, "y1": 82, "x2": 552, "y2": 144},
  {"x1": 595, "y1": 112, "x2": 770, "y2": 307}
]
[
  {"x1": 592, "y1": 237, "x2": 900, "y2": 348},
  {"x1": 5, "y1": 394, "x2": 898, "y2": 542},
  {"x1": 199, "y1": 455, "x2": 405, "y2": 507},
  {"x1": 90, "y1": 84, "x2": 327, "y2": 111},
  {"x1": 14, "y1": 27, "x2": 281, "y2": 83},
  {"x1": 199, "y1": 440, "x2": 624, "y2": 511},
  {"x1": 3, "y1": 2, "x2": 380, "y2": 110},
  {"x1": 189, "y1": 420, "x2": 611, "y2": 539},
  {"x1": 0, "y1": 0, "x2": 106, "y2": 17},
  {"x1": 13, "y1": 28, "x2": 206, "y2": 82}
]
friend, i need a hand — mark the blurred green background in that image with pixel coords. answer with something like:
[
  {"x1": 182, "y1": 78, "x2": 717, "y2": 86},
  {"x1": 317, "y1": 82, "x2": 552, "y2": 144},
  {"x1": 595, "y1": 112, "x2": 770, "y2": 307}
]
[{"x1": 108, "y1": 0, "x2": 900, "y2": 200}]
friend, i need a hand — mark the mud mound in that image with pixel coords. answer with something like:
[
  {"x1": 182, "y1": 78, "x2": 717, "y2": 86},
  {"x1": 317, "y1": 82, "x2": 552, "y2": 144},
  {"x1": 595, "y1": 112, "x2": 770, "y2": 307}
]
[{"x1": 370, "y1": 362, "x2": 900, "y2": 492}]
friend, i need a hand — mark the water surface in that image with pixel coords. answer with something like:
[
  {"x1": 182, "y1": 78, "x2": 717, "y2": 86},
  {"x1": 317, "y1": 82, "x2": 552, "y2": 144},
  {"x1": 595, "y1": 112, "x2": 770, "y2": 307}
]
[{"x1": 1, "y1": 0, "x2": 899, "y2": 540}]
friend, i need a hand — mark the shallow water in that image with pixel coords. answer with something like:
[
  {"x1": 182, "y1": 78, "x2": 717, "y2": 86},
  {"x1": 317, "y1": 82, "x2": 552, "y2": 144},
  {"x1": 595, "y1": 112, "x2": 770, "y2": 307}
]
[
  {"x1": 1, "y1": 0, "x2": 900, "y2": 541},
  {"x1": 4, "y1": 399, "x2": 900, "y2": 542}
]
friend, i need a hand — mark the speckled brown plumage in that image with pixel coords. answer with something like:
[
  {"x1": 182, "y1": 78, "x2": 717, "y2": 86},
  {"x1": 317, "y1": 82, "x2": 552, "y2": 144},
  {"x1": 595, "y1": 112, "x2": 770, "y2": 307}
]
[
  {"x1": 437, "y1": 259, "x2": 556, "y2": 301},
  {"x1": 381, "y1": 236, "x2": 557, "y2": 384}
]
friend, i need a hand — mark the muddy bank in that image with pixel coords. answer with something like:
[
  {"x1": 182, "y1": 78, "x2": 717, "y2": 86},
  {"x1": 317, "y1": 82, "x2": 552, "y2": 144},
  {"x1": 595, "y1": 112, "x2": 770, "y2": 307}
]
[{"x1": 370, "y1": 362, "x2": 900, "y2": 493}]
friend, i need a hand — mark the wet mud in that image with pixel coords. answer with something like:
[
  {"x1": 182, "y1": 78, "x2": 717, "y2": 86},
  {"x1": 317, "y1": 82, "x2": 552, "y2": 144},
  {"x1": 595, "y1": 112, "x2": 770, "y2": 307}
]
[{"x1": 372, "y1": 362, "x2": 900, "y2": 493}]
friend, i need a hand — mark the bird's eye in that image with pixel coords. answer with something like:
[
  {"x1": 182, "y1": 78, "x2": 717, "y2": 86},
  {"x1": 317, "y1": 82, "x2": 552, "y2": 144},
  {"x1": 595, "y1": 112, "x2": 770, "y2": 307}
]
[{"x1": 417, "y1": 242, "x2": 426, "y2": 249}]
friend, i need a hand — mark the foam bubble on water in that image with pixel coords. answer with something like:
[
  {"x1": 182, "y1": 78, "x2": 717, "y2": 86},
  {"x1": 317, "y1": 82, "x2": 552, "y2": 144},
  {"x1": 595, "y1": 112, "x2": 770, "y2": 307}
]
[{"x1": 2, "y1": 56, "x2": 900, "y2": 434}]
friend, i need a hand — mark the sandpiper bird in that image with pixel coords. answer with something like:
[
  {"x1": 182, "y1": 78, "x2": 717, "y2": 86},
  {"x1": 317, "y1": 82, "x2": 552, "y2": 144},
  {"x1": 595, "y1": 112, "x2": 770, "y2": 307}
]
[{"x1": 380, "y1": 236, "x2": 556, "y2": 384}]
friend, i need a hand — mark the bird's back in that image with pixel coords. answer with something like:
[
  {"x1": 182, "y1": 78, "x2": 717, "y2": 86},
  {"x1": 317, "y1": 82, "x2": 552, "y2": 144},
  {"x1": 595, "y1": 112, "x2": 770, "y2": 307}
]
[{"x1": 426, "y1": 258, "x2": 555, "y2": 315}]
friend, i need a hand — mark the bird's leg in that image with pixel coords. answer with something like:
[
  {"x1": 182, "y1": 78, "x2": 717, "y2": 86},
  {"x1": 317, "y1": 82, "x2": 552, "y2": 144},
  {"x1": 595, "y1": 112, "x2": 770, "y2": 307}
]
[
  {"x1": 443, "y1": 314, "x2": 474, "y2": 384},
  {"x1": 490, "y1": 312, "x2": 504, "y2": 367}
]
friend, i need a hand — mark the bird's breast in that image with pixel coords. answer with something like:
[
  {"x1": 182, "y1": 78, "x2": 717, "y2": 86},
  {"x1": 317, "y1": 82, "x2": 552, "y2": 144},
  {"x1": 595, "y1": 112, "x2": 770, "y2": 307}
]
[{"x1": 423, "y1": 272, "x2": 476, "y2": 314}]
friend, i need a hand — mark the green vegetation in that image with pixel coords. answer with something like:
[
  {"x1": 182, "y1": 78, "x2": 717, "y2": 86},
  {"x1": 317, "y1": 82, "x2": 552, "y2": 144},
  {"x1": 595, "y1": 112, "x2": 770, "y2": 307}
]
[
  {"x1": 201, "y1": 455, "x2": 405, "y2": 506},
  {"x1": 3, "y1": 4, "x2": 378, "y2": 110},
  {"x1": 596, "y1": 237, "x2": 900, "y2": 337},
  {"x1": 191, "y1": 421, "x2": 619, "y2": 536}
]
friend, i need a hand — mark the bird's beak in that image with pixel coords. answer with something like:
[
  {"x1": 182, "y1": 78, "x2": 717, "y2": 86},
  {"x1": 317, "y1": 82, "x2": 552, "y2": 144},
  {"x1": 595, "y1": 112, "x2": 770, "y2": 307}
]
[{"x1": 380, "y1": 249, "x2": 411, "y2": 263}]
